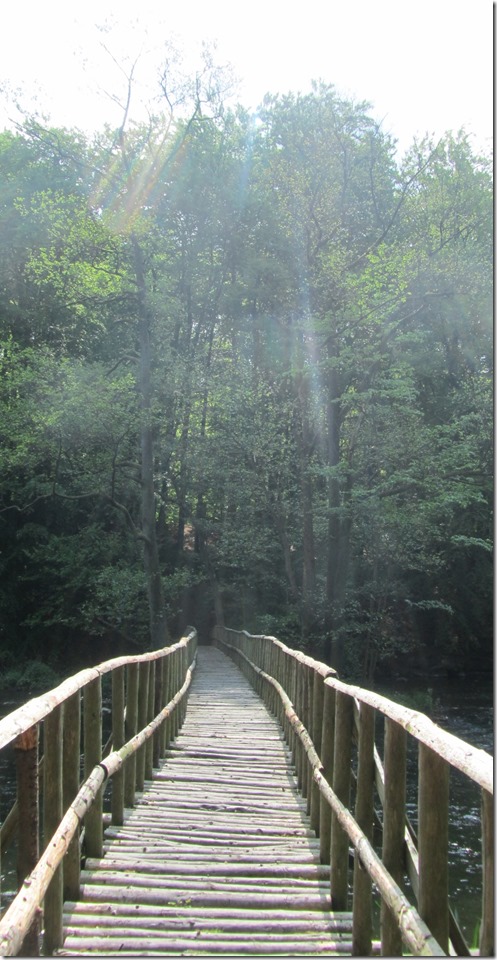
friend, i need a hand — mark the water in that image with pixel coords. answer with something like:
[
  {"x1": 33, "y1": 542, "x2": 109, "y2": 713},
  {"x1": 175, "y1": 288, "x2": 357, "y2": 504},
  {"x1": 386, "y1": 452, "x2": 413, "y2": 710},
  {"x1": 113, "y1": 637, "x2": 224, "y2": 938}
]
[
  {"x1": 0, "y1": 677, "x2": 493, "y2": 944},
  {"x1": 376, "y1": 675, "x2": 493, "y2": 946}
]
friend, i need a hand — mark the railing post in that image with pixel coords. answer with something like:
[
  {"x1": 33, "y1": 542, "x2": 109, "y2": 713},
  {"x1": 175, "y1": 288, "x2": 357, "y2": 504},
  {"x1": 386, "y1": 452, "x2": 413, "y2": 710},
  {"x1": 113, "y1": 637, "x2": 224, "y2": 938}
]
[
  {"x1": 63, "y1": 691, "x2": 81, "y2": 898},
  {"x1": 124, "y1": 663, "x2": 139, "y2": 808},
  {"x1": 309, "y1": 668, "x2": 323, "y2": 835},
  {"x1": 145, "y1": 660, "x2": 155, "y2": 780},
  {"x1": 304, "y1": 664, "x2": 313, "y2": 812},
  {"x1": 319, "y1": 682, "x2": 335, "y2": 864},
  {"x1": 288, "y1": 657, "x2": 297, "y2": 760},
  {"x1": 153, "y1": 655, "x2": 164, "y2": 767},
  {"x1": 83, "y1": 677, "x2": 103, "y2": 858},
  {"x1": 136, "y1": 660, "x2": 150, "y2": 792},
  {"x1": 180, "y1": 645, "x2": 188, "y2": 725},
  {"x1": 170, "y1": 649, "x2": 177, "y2": 738},
  {"x1": 169, "y1": 649, "x2": 177, "y2": 738},
  {"x1": 418, "y1": 742, "x2": 450, "y2": 955},
  {"x1": 14, "y1": 725, "x2": 40, "y2": 956},
  {"x1": 160, "y1": 655, "x2": 170, "y2": 755},
  {"x1": 44, "y1": 704, "x2": 64, "y2": 954},
  {"x1": 167, "y1": 650, "x2": 174, "y2": 740},
  {"x1": 352, "y1": 702, "x2": 375, "y2": 956},
  {"x1": 294, "y1": 660, "x2": 304, "y2": 792},
  {"x1": 380, "y1": 717, "x2": 407, "y2": 956},
  {"x1": 480, "y1": 787, "x2": 494, "y2": 956},
  {"x1": 330, "y1": 690, "x2": 353, "y2": 909},
  {"x1": 111, "y1": 667, "x2": 125, "y2": 825}
]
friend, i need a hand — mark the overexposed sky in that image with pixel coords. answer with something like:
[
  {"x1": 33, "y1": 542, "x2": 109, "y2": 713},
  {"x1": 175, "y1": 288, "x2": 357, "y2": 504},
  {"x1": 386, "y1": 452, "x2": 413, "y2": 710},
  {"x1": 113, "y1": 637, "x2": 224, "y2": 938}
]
[{"x1": 0, "y1": 0, "x2": 493, "y2": 156}]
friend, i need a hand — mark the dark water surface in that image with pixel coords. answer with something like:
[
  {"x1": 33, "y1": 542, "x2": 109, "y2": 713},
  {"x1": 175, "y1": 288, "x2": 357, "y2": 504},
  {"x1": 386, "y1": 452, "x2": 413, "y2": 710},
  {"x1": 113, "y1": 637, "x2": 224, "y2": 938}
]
[
  {"x1": 0, "y1": 675, "x2": 493, "y2": 944},
  {"x1": 376, "y1": 675, "x2": 493, "y2": 945}
]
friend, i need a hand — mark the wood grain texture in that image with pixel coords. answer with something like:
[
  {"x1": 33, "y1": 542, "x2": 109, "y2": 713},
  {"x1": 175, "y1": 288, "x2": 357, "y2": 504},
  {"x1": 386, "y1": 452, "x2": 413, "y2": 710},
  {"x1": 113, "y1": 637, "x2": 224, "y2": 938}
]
[{"x1": 58, "y1": 646, "x2": 352, "y2": 956}]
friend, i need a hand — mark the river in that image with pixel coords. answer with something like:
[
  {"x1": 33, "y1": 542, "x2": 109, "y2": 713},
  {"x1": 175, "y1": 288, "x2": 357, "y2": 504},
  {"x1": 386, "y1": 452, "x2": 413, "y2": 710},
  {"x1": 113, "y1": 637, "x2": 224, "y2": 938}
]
[
  {"x1": 376, "y1": 674, "x2": 493, "y2": 946},
  {"x1": 0, "y1": 674, "x2": 493, "y2": 944}
]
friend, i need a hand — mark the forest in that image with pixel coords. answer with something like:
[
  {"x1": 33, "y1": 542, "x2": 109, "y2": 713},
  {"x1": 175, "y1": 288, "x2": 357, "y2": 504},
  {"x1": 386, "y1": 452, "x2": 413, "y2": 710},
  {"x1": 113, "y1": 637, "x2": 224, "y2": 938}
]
[{"x1": 0, "y1": 60, "x2": 492, "y2": 685}]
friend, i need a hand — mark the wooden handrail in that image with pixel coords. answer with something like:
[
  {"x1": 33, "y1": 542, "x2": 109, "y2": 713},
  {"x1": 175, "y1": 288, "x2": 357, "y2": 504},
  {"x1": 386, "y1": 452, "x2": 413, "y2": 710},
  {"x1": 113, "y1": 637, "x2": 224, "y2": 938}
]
[
  {"x1": 1, "y1": 625, "x2": 492, "y2": 957},
  {"x1": 0, "y1": 629, "x2": 197, "y2": 957},
  {"x1": 214, "y1": 625, "x2": 494, "y2": 957},
  {"x1": 327, "y1": 675, "x2": 492, "y2": 793},
  {"x1": 0, "y1": 635, "x2": 195, "y2": 752}
]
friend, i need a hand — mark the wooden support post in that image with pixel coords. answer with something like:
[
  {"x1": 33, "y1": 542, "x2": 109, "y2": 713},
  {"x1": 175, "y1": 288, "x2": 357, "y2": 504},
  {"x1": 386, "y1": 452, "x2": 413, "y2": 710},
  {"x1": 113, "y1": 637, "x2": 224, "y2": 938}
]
[
  {"x1": 352, "y1": 702, "x2": 375, "y2": 957},
  {"x1": 14, "y1": 725, "x2": 40, "y2": 956},
  {"x1": 145, "y1": 660, "x2": 155, "y2": 780},
  {"x1": 304, "y1": 665, "x2": 313, "y2": 811},
  {"x1": 259, "y1": 635, "x2": 265, "y2": 672},
  {"x1": 44, "y1": 705, "x2": 64, "y2": 954},
  {"x1": 124, "y1": 663, "x2": 139, "y2": 808},
  {"x1": 288, "y1": 658, "x2": 297, "y2": 760},
  {"x1": 171, "y1": 651, "x2": 179, "y2": 739},
  {"x1": 169, "y1": 650, "x2": 176, "y2": 738},
  {"x1": 330, "y1": 690, "x2": 353, "y2": 909},
  {"x1": 153, "y1": 656, "x2": 164, "y2": 767},
  {"x1": 136, "y1": 660, "x2": 150, "y2": 792},
  {"x1": 83, "y1": 677, "x2": 103, "y2": 859},
  {"x1": 179, "y1": 647, "x2": 186, "y2": 727},
  {"x1": 111, "y1": 667, "x2": 125, "y2": 825},
  {"x1": 381, "y1": 717, "x2": 407, "y2": 957},
  {"x1": 319, "y1": 683, "x2": 336, "y2": 864},
  {"x1": 161, "y1": 656, "x2": 170, "y2": 754},
  {"x1": 274, "y1": 644, "x2": 282, "y2": 689},
  {"x1": 418, "y1": 742, "x2": 450, "y2": 955},
  {"x1": 294, "y1": 664, "x2": 304, "y2": 791},
  {"x1": 180, "y1": 646, "x2": 187, "y2": 726},
  {"x1": 309, "y1": 669, "x2": 323, "y2": 835},
  {"x1": 480, "y1": 787, "x2": 494, "y2": 956},
  {"x1": 62, "y1": 691, "x2": 81, "y2": 899}
]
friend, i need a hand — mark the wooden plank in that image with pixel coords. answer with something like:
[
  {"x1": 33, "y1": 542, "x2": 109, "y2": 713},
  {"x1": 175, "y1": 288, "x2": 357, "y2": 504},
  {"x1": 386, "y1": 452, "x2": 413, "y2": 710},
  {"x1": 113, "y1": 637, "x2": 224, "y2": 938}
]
[
  {"x1": 63, "y1": 925, "x2": 352, "y2": 940},
  {"x1": 59, "y1": 646, "x2": 352, "y2": 957},
  {"x1": 63, "y1": 902, "x2": 353, "y2": 924},
  {"x1": 78, "y1": 885, "x2": 334, "y2": 908},
  {"x1": 84, "y1": 857, "x2": 331, "y2": 879},
  {"x1": 58, "y1": 938, "x2": 353, "y2": 956}
]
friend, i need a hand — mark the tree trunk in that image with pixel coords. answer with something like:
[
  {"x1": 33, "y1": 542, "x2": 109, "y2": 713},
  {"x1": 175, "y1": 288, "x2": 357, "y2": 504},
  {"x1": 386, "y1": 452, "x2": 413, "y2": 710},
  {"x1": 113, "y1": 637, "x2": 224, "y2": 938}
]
[
  {"x1": 296, "y1": 372, "x2": 316, "y2": 638},
  {"x1": 133, "y1": 234, "x2": 170, "y2": 649},
  {"x1": 325, "y1": 347, "x2": 350, "y2": 671}
]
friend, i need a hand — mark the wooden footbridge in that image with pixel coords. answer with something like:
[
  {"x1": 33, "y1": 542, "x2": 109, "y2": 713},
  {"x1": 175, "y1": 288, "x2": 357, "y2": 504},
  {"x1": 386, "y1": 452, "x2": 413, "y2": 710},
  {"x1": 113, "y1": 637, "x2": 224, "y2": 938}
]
[{"x1": 0, "y1": 628, "x2": 493, "y2": 957}]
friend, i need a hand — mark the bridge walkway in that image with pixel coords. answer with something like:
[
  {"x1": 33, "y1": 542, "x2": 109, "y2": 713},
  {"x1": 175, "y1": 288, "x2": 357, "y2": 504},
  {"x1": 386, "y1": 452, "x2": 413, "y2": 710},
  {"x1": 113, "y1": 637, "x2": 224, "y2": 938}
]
[{"x1": 58, "y1": 646, "x2": 353, "y2": 956}]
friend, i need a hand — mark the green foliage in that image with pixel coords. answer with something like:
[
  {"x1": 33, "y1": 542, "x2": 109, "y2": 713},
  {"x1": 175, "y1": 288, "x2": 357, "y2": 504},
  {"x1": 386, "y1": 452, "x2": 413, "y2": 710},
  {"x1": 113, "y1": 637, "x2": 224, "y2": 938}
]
[
  {"x1": 0, "y1": 90, "x2": 491, "y2": 680},
  {"x1": 0, "y1": 660, "x2": 60, "y2": 692}
]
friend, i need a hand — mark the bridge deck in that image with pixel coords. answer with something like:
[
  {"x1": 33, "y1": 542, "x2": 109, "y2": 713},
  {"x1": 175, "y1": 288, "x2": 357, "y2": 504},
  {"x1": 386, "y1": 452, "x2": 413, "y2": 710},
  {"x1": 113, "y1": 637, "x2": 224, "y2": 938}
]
[{"x1": 58, "y1": 646, "x2": 353, "y2": 956}]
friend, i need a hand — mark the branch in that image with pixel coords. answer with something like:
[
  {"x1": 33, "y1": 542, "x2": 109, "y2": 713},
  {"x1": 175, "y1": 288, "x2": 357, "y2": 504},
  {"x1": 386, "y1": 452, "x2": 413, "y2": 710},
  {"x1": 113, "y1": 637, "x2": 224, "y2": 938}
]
[
  {"x1": 106, "y1": 354, "x2": 139, "y2": 376},
  {"x1": 0, "y1": 489, "x2": 149, "y2": 544},
  {"x1": 347, "y1": 140, "x2": 445, "y2": 271}
]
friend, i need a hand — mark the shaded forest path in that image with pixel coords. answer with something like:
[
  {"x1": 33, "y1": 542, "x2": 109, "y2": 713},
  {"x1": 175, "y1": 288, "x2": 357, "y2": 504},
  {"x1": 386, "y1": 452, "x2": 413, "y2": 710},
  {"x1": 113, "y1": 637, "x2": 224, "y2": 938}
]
[{"x1": 58, "y1": 646, "x2": 353, "y2": 956}]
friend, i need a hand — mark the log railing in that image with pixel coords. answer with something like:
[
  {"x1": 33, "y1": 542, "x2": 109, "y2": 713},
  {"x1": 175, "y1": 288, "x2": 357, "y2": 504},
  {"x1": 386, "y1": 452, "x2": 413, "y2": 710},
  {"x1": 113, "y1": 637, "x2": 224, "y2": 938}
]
[
  {"x1": 0, "y1": 628, "x2": 197, "y2": 957},
  {"x1": 214, "y1": 626, "x2": 494, "y2": 957}
]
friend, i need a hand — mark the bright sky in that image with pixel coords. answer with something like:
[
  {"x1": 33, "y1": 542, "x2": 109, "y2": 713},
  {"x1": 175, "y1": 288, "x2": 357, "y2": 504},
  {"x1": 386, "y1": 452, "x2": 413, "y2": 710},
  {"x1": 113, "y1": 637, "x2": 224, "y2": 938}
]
[{"x1": 0, "y1": 0, "x2": 493, "y2": 158}]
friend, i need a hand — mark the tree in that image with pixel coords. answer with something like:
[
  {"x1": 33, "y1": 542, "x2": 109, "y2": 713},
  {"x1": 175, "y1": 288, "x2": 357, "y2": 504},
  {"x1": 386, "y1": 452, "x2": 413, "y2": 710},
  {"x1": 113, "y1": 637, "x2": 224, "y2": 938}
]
[{"x1": 0, "y1": 75, "x2": 491, "y2": 680}]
